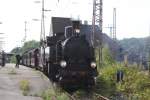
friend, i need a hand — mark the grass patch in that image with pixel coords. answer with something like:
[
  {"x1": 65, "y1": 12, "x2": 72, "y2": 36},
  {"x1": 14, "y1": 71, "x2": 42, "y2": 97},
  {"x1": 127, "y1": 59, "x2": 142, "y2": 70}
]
[
  {"x1": 73, "y1": 90, "x2": 87, "y2": 98},
  {"x1": 41, "y1": 88, "x2": 70, "y2": 100},
  {"x1": 41, "y1": 88, "x2": 56, "y2": 100},
  {"x1": 8, "y1": 68, "x2": 17, "y2": 74},
  {"x1": 19, "y1": 80, "x2": 30, "y2": 96}
]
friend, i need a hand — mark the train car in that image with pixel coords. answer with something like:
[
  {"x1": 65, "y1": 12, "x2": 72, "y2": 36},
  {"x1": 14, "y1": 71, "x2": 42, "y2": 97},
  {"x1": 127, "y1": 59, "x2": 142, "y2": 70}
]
[
  {"x1": 22, "y1": 48, "x2": 40, "y2": 68},
  {"x1": 21, "y1": 51, "x2": 27, "y2": 66}
]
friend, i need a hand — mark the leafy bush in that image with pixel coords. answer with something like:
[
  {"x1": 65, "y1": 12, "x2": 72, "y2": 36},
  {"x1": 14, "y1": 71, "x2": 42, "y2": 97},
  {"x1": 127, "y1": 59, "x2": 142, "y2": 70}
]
[
  {"x1": 95, "y1": 45, "x2": 116, "y2": 69},
  {"x1": 95, "y1": 65, "x2": 150, "y2": 99},
  {"x1": 41, "y1": 89, "x2": 56, "y2": 100},
  {"x1": 95, "y1": 65, "x2": 119, "y2": 97},
  {"x1": 117, "y1": 67, "x2": 150, "y2": 99}
]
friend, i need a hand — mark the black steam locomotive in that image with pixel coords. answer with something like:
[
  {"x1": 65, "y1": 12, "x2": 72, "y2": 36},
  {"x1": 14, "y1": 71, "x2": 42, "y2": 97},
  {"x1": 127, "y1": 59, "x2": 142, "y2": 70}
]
[{"x1": 21, "y1": 17, "x2": 98, "y2": 91}]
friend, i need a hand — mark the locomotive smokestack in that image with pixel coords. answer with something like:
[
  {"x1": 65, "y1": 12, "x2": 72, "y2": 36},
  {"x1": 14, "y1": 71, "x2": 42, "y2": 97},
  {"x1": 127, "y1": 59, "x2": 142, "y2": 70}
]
[{"x1": 72, "y1": 20, "x2": 80, "y2": 30}]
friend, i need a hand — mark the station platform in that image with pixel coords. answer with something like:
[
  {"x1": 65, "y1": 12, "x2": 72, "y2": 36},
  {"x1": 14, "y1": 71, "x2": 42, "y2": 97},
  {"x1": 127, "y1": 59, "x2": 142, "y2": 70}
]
[{"x1": 0, "y1": 63, "x2": 52, "y2": 100}]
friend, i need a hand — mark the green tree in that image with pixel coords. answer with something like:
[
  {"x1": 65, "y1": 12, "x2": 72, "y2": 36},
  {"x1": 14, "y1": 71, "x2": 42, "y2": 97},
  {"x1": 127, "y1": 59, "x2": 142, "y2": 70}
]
[
  {"x1": 10, "y1": 47, "x2": 21, "y2": 54},
  {"x1": 10, "y1": 40, "x2": 40, "y2": 63},
  {"x1": 21, "y1": 40, "x2": 40, "y2": 53},
  {"x1": 10, "y1": 40, "x2": 40, "y2": 54}
]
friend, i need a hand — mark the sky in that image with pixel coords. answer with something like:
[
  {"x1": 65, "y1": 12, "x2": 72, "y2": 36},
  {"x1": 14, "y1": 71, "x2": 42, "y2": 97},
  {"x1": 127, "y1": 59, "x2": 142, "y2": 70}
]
[{"x1": 0, "y1": 0, "x2": 150, "y2": 52}]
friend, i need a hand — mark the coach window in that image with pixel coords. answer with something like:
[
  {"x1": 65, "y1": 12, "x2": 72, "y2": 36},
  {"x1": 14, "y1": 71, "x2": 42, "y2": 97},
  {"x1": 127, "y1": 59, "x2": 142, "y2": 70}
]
[{"x1": 65, "y1": 26, "x2": 73, "y2": 38}]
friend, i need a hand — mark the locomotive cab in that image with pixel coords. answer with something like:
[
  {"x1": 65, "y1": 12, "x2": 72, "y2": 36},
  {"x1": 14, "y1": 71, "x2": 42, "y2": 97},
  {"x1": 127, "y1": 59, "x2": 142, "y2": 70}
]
[{"x1": 65, "y1": 20, "x2": 81, "y2": 39}]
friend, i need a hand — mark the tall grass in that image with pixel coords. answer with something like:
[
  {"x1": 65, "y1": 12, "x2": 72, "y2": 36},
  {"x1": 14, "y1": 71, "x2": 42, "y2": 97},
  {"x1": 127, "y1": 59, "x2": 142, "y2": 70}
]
[
  {"x1": 19, "y1": 80, "x2": 30, "y2": 96},
  {"x1": 41, "y1": 88, "x2": 70, "y2": 100}
]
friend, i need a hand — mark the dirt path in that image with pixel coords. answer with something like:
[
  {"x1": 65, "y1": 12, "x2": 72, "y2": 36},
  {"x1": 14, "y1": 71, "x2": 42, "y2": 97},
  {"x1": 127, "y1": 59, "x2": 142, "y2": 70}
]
[{"x1": 0, "y1": 63, "x2": 52, "y2": 100}]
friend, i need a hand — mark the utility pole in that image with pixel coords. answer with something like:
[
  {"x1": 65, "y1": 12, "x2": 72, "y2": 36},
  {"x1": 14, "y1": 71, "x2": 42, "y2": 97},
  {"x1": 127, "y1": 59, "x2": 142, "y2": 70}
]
[
  {"x1": 40, "y1": 0, "x2": 45, "y2": 42},
  {"x1": 0, "y1": 22, "x2": 4, "y2": 51},
  {"x1": 144, "y1": 25, "x2": 150, "y2": 75},
  {"x1": 34, "y1": 0, "x2": 51, "y2": 68},
  {"x1": 38, "y1": 0, "x2": 51, "y2": 45},
  {"x1": 112, "y1": 8, "x2": 116, "y2": 40},
  {"x1": 92, "y1": 0, "x2": 103, "y2": 67},
  {"x1": 24, "y1": 21, "x2": 27, "y2": 42},
  {"x1": 0, "y1": 40, "x2": 4, "y2": 52},
  {"x1": 148, "y1": 25, "x2": 150, "y2": 75},
  {"x1": 21, "y1": 21, "x2": 27, "y2": 47},
  {"x1": 39, "y1": 0, "x2": 51, "y2": 67},
  {"x1": 35, "y1": 0, "x2": 46, "y2": 43}
]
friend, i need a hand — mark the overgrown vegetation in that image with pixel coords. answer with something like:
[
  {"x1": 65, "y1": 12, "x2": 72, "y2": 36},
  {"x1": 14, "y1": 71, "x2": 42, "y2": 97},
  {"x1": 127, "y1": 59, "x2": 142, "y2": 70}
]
[
  {"x1": 95, "y1": 46, "x2": 150, "y2": 100},
  {"x1": 41, "y1": 88, "x2": 70, "y2": 100},
  {"x1": 19, "y1": 80, "x2": 30, "y2": 96}
]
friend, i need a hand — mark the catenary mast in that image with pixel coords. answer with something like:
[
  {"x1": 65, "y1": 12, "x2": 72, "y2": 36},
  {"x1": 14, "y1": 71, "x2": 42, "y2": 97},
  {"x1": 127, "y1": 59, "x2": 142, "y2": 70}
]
[
  {"x1": 112, "y1": 8, "x2": 116, "y2": 40},
  {"x1": 92, "y1": 0, "x2": 103, "y2": 67}
]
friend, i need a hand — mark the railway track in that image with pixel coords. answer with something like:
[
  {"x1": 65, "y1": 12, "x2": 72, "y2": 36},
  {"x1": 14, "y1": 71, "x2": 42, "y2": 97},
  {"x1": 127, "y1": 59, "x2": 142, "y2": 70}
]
[
  {"x1": 65, "y1": 92, "x2": 76, "y2": 100},
  {"x1": 52, "y1": 82, "x2": 109, "y2": 100},
  {"x1": 94, "y1": 93, "x2": 109, "y2": 100},
  {"x1": 65, "y1": 92, "x2": 109, "y2": 100}
]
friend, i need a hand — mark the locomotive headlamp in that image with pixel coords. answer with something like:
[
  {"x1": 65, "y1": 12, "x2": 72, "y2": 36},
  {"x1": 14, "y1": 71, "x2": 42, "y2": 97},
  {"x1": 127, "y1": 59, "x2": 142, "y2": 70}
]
[
  {"x1": 75, "y1": 29, "x2": 80, "y2": 33},
  {"x1": 60, "y1": 60, "x2": 67, "y2": 68},
  {"x1": 91, "y1": 62, "x2": 96, "y2": 68}
]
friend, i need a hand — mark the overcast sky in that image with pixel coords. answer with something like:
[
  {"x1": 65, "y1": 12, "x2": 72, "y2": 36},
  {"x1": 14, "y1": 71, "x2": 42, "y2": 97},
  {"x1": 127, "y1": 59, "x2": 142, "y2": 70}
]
[{"x1": 0, "y1": 0, "x2": 150, "y2": 52}]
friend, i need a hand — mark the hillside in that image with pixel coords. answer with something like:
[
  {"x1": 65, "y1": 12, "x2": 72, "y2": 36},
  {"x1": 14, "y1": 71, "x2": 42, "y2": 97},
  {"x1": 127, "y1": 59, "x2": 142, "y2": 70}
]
[
  {"x1": 94, "y1": 30, "x2": 150, "y2": 67},
  {"x1": 119, "y1": 37, "x2": 150, "y2": 68}
]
